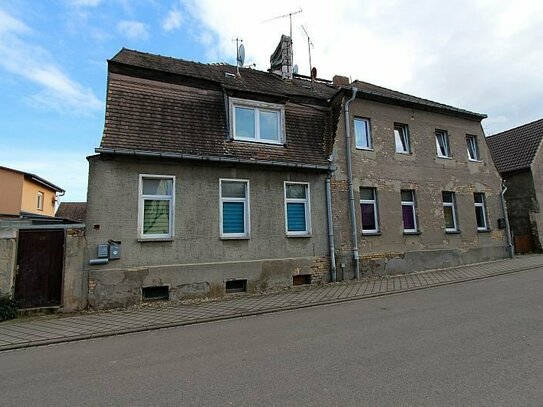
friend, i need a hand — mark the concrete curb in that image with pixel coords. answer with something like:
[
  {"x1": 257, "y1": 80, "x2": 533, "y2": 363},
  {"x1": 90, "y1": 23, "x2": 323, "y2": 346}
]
[{"x1": 1, "y1": 262, "x2": 540, "y2": 352}]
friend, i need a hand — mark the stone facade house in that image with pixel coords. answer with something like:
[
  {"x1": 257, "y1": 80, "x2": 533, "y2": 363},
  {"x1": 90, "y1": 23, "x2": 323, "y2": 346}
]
[
  {"x1": 330, "y1": 80, "x2": 509, "y2": 278},
  {"x1": 85, "y1": 46, "x2": 509, "y2": 309},
  {"x1": 487, "y1": 118, "x2": 543, "y2": 253},
  {"x1": 85, "y1": 48, "x2": 339, "y2": 308}
]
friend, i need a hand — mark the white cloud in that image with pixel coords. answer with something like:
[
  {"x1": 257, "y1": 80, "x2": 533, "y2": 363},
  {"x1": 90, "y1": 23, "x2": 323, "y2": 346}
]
[
  {"x1": 184, "y1": 0, "x2": 543, "y2": 134},
  {"x1": 117, "y1": 20, "x2": 149, "y2": 40},
  {"x1": 65, "y1": 0, "x2": 102, "y2": 7},
  {"x1": 0, "y1": 9, "x2": 102, "y2": 114},
  {"x1": 162, "y1": 8, "x2": 183, "y2": 32}
]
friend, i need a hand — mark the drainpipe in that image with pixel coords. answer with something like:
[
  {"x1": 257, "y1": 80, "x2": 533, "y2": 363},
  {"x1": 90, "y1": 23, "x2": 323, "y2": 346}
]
[
  {"x1": 325, "y1": 160, "x2": 337, "y2": 282},
  {"x1": 344, "y1": 87, "x2": 360, "y2": 279},
  {"x1": 500, "y1": 180, "x2": 514, "y2": 258}
]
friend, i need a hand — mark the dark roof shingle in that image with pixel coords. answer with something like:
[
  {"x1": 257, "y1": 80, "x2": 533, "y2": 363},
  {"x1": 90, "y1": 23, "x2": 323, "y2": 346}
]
[
  {"x1": 56, "y1": 202, "x2": 87, "y2": 222},
  {"x1": 486, "y1": 118, "x2": 543, "y2": 173}
]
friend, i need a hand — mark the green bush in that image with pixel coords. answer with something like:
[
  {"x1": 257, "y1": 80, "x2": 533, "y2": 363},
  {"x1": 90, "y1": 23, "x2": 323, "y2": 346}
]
[{"x1": 0, "y1": 295, "x2": 18, "y2": 322}]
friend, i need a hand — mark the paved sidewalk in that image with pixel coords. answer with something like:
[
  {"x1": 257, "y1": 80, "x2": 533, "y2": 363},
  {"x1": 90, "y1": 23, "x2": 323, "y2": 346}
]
[{"x1": 1, "y1": 255, "x2": 542, "y2": 352}]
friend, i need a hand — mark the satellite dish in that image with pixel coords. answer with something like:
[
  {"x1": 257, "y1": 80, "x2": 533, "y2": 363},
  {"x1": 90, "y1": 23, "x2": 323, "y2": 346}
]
[
  {"x1": 237, "y1": 43, "x2": 245, "y2": 67},
  {"x1": 293, "y1": 64, "x2": 299, "y2": 74}
]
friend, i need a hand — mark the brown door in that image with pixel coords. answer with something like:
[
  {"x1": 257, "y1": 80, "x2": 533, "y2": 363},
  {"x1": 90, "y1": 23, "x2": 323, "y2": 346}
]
[
  {"x1": 15, "y1": 230, "x2": 65, "y2": 308},
  {"x1": 514, "y1": 234, "x2": 534, "y2": 254}
]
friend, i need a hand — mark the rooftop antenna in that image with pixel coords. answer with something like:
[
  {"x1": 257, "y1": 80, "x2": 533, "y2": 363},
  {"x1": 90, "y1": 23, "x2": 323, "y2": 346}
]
[
  {"x1": 301, "y1": 25, "x2": 314, "y2": 82},
  {"x1": 263, "y1": 8, "x2": 302, "y2": 39},
  {"x1": 233, "y1": 37, "x2": 245, "y2": 76}
]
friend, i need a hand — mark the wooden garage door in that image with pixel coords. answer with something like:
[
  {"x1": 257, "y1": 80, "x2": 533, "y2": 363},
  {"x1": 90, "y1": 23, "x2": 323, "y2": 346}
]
[{"x1": 15, "y1": 230, "x2": 64, "y2": 308}]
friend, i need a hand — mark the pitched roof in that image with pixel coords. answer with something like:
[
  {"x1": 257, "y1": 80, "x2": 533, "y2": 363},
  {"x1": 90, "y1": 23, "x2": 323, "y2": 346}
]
[
  {"x1": 486, "y1": 118, "x2": 543, "y2": 173},
  {"x1": 56, "y1": 202, "x2": 87, "y2": 223},
  {"x1": 0, "y1": 165, "x2": 64, "y2": 193},
  {"x1": 100, "y1": 49, "x2": 340, "y2": 169},
  {"x1": 350, "y1": 80, "x2": 486, "y2": 120}
]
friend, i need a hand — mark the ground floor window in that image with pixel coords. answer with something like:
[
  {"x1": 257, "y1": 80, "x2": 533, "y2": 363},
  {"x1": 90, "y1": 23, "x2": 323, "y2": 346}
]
[
  {"x1": 442, "y1": 191, "x2": 459, "y2": 232},
  {"x1": 360, "y1": 187, "x2": 379, "y2": 234},
  {"x1": 474, "y1": 192, "x2": 488, "y2": 231},
  {"x1": 401, "y1": 190, "x2": 418, "y2": 233},
  {"x1": 220, "y1": 179, "x2": 250, "y2": 238},
  {"x1": 284, "y1": 182, "x2": 311, "y2": 236},
  {"x1": 138, "y1": 175, "x2": 175, "y2": 239}
]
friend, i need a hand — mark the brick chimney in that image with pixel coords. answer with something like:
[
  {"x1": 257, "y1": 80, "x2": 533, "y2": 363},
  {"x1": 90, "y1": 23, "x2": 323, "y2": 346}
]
[
  {"x1": 333, "y1": 75, "x2": 350, "y2": 87},
  {"x1": 270, "y1": 35, "x2": 293, "y2": 80}
]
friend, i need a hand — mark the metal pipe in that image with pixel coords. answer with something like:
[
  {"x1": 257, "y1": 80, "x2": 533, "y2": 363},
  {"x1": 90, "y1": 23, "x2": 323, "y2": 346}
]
[
  {"x1": 89, "y1": 258, "x2": 109, "y2": 265},
  {"x1": 500, "y1": 180, "x2": 514, "y2": 258},
  {"x1": 325, "y1": 163, "x2": 337, "y2": 282},
  {"x1": 344, "y1": 87, "x2": 360, "y2": 279}
]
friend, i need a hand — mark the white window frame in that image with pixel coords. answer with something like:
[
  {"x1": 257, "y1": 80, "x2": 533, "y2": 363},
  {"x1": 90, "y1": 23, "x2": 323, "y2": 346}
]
[
  {"x1": 435, "y1": 130, "x2": 451, "y2": 158},
  {"x1": 466, "y1": 135, "x2": 481, "y2": 161},
  {"x1": 442, "y1": 191, "x2": 459, "y2": 233},
  {"x1": 394, "y1": 123, "x2": 411, "y2": 154},
  {"x1": 37, "y1": 191, "x2": 44, "y2": 211},
  {"x1": 219, "y1": 178, "x2": 250, "y2": 239},
  {"x1": 401, "y1": 190, "x2": 418, "y2": 233},
  {"x1": 229, "y1": 97, "x2": 285, "y2": 145},
  {"x1": 284, "y1": 182, "x2": 312, "y2": 237},
  {"x1": 360, "y1": 187, "x2": 379, "y2": 234},
  {"x1": 138, "y1": 174, "x2": 175, "y2": 240},
  {"x1": 474, "y1": 192, "x2": 488, "y2": 231},
  {"x1": 354, "y1": 117, "x2": 373, "y2": 150}
]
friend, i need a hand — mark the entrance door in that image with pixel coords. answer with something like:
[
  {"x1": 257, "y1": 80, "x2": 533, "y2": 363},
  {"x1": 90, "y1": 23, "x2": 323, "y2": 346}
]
[{"x1": 15, "y1": 230, "x2": 65, "y2": 308}]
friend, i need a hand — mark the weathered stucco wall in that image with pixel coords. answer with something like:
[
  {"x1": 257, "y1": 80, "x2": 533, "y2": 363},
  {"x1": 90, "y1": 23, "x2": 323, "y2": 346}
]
[
  {"x1": 502, "y1": 170, "x2": 538, "y2": 242},
  {"x1": 332, "y1": 98, "x2": 507, "y2": 277},
  {"x1": 528, "y1": 145, "x2": 543, "y2": 250},
  {"x1": 62, "y1": 229, "x2": 87, "y2": 311},
  {"x1": 85, "y1": 155, "x2": 330, "y2": 308},
  {"x1": 0, "y1": 229, "x2": 17, "y2": 296}
]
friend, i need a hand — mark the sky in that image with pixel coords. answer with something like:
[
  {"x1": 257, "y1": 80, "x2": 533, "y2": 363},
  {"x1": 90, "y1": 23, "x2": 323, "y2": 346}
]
[{"x1": 0, "y1": 0, "x2": 542, "y2": 202}]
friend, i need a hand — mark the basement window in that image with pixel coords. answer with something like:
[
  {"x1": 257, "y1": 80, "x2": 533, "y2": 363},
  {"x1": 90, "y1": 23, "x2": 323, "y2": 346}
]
[
  {"x1": 225, "y1": 279, "x2": 247, "y2": 294},
  {"x1": 293, "y1": 275, "x2": 311, "y2": 286},
  {"x1": 142, "y1": 286, "x2": 169, "y2": 301}
]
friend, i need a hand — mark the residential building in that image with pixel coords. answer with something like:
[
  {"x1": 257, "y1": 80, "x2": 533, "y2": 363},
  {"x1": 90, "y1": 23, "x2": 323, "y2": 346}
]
[
  {"x1": 487, "y1": 118, "x2": 543, "y2": 253},
  {"x1": 0, "y1": 165, "x2": 64, "y2": 217},
  {"x1": 56, "y1": 202, "x2": 87, "y2": 223},
  {"x1": 330, "y1": 79, "x2": 508, "y2": 278},
  {"x1": 85, "y1": 46, "x2": 339, "y2": 308}
]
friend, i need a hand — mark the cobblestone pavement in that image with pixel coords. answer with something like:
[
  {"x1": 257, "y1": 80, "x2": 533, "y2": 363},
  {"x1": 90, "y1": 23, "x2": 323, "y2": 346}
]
[{"x1": 1, "y1": 255, "x2": 542, "y2": 352}]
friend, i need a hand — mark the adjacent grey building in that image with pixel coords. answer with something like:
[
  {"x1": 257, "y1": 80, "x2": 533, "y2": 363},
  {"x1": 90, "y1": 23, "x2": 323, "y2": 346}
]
[
  {"x1": 330, "y1": 79, "x2": 509, "y2": 278},
  {"x1": 487, "y1": 118, "x2": 543, "y2": 253}
]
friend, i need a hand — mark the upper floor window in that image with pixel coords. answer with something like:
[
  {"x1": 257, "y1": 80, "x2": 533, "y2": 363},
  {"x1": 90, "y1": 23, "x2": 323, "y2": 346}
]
[
  {"x1": 220, "y1": 179, "x2": 250, "y2": 239},
  {"x1": 37, "y1": 191, "x2": 44, "y2": 211},
  {"x1": 474, "y1": 192, "x2": 488, "y2": 231},
  {"x1": 435, "y1": 130, "x2": 451, "y2": 158},
  {"x1": 230, "y1": 98, "x2": 284, "y2": 144},
  {"x1": 442, "y1": 191, "x2": 459, "y2": 232},
  {"x1": 466, "y1": 135, "x2": 480, "y2": 161},
  {"x1": 354, "y1": 118, "x2": 372, "y2": 150},
  {"x1": 394, "y1": 123, "x2": 411, "y2": 154},
  {"x1": 138, "y1": 175, "x2": 175, "y2": 239},
  {"x1": 284, "y1": 182, "x2": 311, "y2": 236},
  {"x1": 360, "y1": 187, "x2": 379, "y2": 234},
  {"x1": 401, "y1": 190, "x2": 418, "y2": 233}
]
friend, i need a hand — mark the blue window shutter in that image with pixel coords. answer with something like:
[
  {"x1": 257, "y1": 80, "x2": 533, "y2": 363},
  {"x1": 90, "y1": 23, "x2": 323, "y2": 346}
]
[
  {"x1": 287, "y1": 202, "x2": 306, "y2": 232},
  {"x1": 223, "y1": 202, "x2": 245, "y2": 233}
]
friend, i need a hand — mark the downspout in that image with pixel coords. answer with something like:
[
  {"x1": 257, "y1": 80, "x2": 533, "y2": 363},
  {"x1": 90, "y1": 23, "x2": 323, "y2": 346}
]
[
  {"x1": 344, "y1": 87, "x2": 360, "y2": 279},
  {"x1": 500, "y1": 180, "x2": 514, "y2": 258},
  {"x1": 325, "y1": 159, "x2": 337, "y2": 282}
]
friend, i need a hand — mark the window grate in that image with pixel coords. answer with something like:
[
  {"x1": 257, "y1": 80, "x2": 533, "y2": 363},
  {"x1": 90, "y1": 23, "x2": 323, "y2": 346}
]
[
  {"x1": 225, "y1": 279, "x2": 247, "y2": 293},
  {"x1": 142, "y1": 286, "x2": 169, "y2": 301}
]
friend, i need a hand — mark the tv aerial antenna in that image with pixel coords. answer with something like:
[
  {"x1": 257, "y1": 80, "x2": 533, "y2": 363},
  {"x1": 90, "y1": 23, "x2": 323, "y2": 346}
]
[
  {"x1": 301, "y1": 25, "x2": 314, "y2": 79},
  {"x1": 263, "y1": 8, "x2": 302, "y2": 39}
]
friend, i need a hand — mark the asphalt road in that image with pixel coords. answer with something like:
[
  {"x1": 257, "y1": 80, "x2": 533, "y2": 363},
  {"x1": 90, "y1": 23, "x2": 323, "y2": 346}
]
[{"x1": 1, "y1": 268, "x2": 542, "y2": 406}]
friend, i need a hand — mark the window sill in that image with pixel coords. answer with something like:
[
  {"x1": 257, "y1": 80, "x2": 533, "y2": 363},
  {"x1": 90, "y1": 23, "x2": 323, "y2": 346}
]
[
  {"x1": 445, "y1": 230, "x2": 461, "y2": 234},
  {"x1": 436, "y1": 155, "x2": 453, "y2": 160},
  {"x1": 356, "y1": 147, "x2": 374, "y2": 151},
  {"x1": 477, "y1": 228, "x2": 491, "y2": 233},
  {"x1": 231, "y1": 138, "x2": 284, "y2": 146},
  {"x1": 138, "y1": 237, "x2": 174, "y2": 242},
  {"x1": 395, "y1": 151, "x2": 411, "y2": 155},
  {"x1": 468, "y1": 159, "x2": 483, "y2": 163},
  {"x1": 362, "y1": 231, "x2": 381, "y2": 236},
  {"x1": 286, "y1": 233, "x2": 312, "y2": 238},
  {"x1": 220, "y1": 236, "x2": 250, "y2": 240},
  {"x1": 403, "y1": 231, "x2": 421, "y2": 235}
]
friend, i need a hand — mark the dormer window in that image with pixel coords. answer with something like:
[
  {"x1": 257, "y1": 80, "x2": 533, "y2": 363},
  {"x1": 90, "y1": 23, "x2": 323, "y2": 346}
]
[{"x1": 229, "y1": 97, "x2": 285, "y2": 145}]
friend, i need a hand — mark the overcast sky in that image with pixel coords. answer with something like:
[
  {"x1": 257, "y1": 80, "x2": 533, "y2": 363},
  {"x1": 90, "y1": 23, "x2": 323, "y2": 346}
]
[{"x1": 0, "y1": 0, "x2": 542, "y2": 202}]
